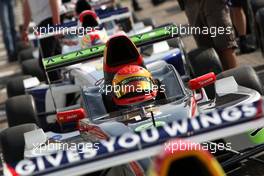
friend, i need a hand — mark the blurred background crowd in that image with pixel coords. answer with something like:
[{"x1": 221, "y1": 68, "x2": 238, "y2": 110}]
[{"x1": 0, "y1": 0, "x2": 262, "y2": 63}]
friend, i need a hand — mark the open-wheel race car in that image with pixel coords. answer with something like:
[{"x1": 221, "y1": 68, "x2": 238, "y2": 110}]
[
  {"x1": 5, "y1": 24, "x2": 264, "y2": 131},
  {"x1": 2, "y1": 101, "x2": 264, "y2": 176},
  {"x1": 5, "y1": 24, "x2": 192, "y2": 125},
  {"x1": 1, "y1": 24, "x2": 264, "y2": 176}
]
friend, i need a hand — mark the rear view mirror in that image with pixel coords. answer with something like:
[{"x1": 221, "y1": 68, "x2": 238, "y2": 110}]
[{"x1": 188, "y1": 72, "x2": 216, "y2": 90}]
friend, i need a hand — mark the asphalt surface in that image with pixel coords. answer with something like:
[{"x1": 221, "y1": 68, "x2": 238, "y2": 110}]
[{"x1": 0, "y1": 0, "x2": 264, "y2": 175}]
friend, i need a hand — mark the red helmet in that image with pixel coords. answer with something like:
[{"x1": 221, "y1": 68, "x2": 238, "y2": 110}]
[
  {"x1": 79, "y1": 10, "x2": 99, "y2": 28},
  {"x1": 112, "y1": 65, "x2": 157, "y2": 106}
]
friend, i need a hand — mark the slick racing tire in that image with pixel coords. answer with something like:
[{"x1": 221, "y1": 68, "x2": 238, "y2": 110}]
[
  {"x1": 177, "y1": 0, "x2": 185, "y2": 11},
  {"x1": 18, "y1": 47, "x2": 34, "y2": 62},
  {"x1": 187, "y1": 48, "x2": 223, "y2": 99},
  {"x1": 256, "y1": 8, "x2": 264, "y2": 56},
  {"x1": 5, "y1": 95, "x2": 39, "y2": 127},
  {"x1": 217, "y1": 65, "x2": 263, "y2": 95},
  {"x1": 0, "y1": 123, "x2": 37, "y2": 163},
  {"x1": 6, "y1": 75, "x2": 31, "y2": 98},
  {"x1": 22, "y1": 59, "x2": 46, "y2": 81}
]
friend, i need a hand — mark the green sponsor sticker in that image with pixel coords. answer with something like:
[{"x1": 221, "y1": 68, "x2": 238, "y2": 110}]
[
  {"x1": 43, "y1": 24, "x2": 177, "y2": 71},
  {"x1": 248, "y1": 128, "x2": 264, "y2": 144},
  {"x1": 44, "y1": 44, "x2": 105, "y2": 70},
  {"x1": 134, "y1": 121, "x2": 166, "y2": 132}
]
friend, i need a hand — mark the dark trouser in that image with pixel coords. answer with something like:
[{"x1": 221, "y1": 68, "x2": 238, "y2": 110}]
[
  {"x1": 0, "y1": 0, "x2": 17, "y2": 59},
  {"x1": 184, "y1": 0, "x2": 237, "y2": 51},
  {"x1": 38, "y1": 17, "x2": 62, "y2": 81}
]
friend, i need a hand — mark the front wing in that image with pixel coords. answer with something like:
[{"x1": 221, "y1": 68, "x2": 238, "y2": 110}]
[{"x1": 7, "y1": 99, "x2": 264, "y2": 176}]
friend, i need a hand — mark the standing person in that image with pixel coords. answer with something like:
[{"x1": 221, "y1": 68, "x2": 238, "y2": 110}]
[
  {"x1": 0, "y1": 0, "x2": 17, "y2": 62},
  {"x1": 228, "y1": 0, "x2": 256, "y2": 54},
  {"x1": 21, "y1": 0, "x2": 66, "y2": 81},
  {"x1": 184, "y1": 0, "x2": 238, "y2": 70}
]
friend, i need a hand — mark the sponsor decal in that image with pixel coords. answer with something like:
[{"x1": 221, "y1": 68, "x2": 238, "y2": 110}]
[{"x1": 10, "y1": 101, "x2": 263, "y2": 175}]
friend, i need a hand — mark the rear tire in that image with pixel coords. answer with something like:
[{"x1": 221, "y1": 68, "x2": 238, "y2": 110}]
[
  {"x1": 5, "y1": 95, "x2": 39, "y2": 127},
  {"x1": 18, "y1": 47, "x2": 34, "y2": 62},
  {"x1": 22, "y1": 59, "x2": 46, "y2": 81},
  {"x1": 0, "y1": 124, "x2": 37, "y2": 163},
  {"x1": 6, "y1": 75, "x2": 31, "y2": 98},
  {"x1": 217, "y1": 65, "x2": 263, "y2": 95},
  {"x1": 188, "y1": 48, "x2": 223, "y2": 99}
]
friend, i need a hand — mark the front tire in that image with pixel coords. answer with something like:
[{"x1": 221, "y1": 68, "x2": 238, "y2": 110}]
[
  {"x1": 0, "y1": 124, "x2": 37, "y2": 163},
  {"x1": 6, "y1": 75, "x2": 31, "y2": 98},
  {"x1": 5, "y1": 95, "x2": 39, "y2": 127},
  {"x1": 217, "y1": 65, "x2": 263, "y2": 95}
]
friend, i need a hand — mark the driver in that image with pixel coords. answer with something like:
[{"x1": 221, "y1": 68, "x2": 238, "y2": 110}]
[
  {"x1": 78, "y1": 10, "x2": 108, "y2": 48},
  {"x1": 112, "y1": 65, "x2": 157, "y2": 106}
]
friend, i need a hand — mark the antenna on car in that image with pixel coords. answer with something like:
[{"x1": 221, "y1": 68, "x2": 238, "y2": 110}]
[{"x1": 150, "y1": 110, "x2": 156, "y2": 127}]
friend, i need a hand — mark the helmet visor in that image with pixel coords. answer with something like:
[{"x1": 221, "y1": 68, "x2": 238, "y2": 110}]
[{"x1": 114, "y1": 76, "x2": 154, "y2": 99}]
